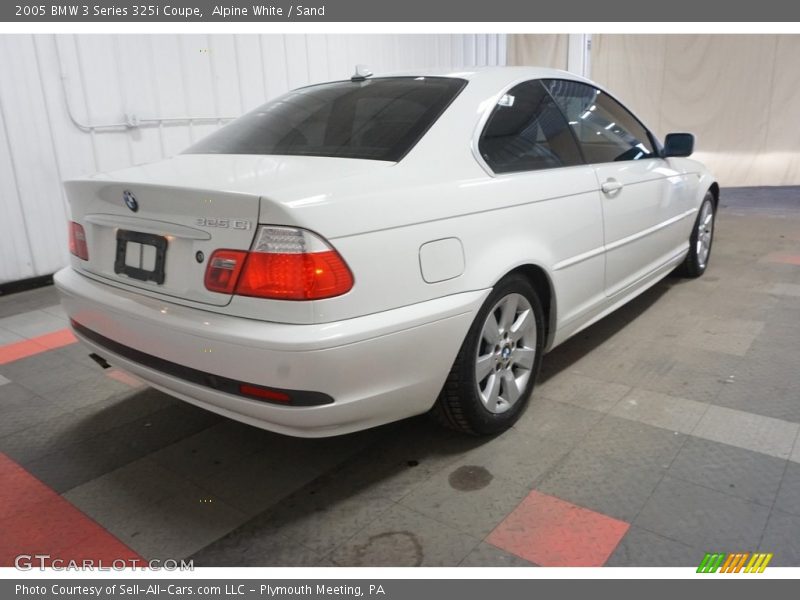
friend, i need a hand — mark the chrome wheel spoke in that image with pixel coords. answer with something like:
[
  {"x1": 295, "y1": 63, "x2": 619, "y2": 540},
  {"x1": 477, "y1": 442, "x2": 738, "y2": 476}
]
[
  {"x1": 475, "y1": 354, "x2": 494, "y2": 382},
  {"x1": 502, "y1": 371, "x2": 520, "y2": 403},
  {"x1": 509, "y1": 308, "x2": 532, "y2": 342},
  {"x1": 481, "y1": 312, "x2": 500, "y2": 345},
  {"x1": 483, "y1": 373, "x2": 501, "y2": 412},
  {"x1": 511, "y1": 347, "x2": 536, "y2": 370},
  {"x1": 498, "y1": 295, "x2": 518, "y2": 334}
]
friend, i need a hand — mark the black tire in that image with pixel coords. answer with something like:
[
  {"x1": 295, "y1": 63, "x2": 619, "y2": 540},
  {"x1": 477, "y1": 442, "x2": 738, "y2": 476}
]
[
  {"x1": 431, "y1": 273, "x2": 545, "y2": 435},
  {"x1": 676, "y1": 191, "x2": 716, "y2": 278}
]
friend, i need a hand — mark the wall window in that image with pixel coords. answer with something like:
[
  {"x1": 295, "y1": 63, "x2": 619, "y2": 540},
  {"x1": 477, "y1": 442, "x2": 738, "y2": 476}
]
[
  {"x1": 478, "y1": 80, "x2": 583, "y2": 174},
  {"x1": 545, "y1": 79, "x2": 656, "y2": 164}
]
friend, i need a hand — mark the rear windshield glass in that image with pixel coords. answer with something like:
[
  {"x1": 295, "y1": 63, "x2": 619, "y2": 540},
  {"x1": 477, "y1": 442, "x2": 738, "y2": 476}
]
[{"x1": 184, "y1": 77, "x2": 466, "y2": 162}]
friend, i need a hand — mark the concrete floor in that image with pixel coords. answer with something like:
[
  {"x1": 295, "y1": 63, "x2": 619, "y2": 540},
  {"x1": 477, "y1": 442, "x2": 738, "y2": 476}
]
[{"x1": 1, "y1": 186, "x2": 799, "y2": 567}]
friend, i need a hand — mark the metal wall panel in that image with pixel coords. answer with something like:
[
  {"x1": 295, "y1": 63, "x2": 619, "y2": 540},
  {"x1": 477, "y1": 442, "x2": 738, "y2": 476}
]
[{"x1": 0, "y1": 33, "x2": 506, "y2": 284}]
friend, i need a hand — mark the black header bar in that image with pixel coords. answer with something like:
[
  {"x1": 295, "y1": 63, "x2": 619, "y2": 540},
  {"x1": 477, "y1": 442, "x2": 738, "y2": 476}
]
[{"x1": 3, "y1": 0, "x2": 800, "y2": 22}]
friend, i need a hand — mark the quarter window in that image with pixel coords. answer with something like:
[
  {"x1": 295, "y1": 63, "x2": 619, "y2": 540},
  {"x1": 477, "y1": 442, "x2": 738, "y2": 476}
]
[
  {"x1": 478, "y1": 80, "x2": 583, "y2": 174},
  {"x1": 544, "y1": 79, "x2": 656, "y2": 164}
]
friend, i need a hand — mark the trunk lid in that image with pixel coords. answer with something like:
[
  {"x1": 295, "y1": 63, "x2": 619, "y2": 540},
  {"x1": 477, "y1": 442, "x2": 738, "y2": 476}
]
[{"x1": 64, "y1": 154, "x2": 389, "y2": 307}]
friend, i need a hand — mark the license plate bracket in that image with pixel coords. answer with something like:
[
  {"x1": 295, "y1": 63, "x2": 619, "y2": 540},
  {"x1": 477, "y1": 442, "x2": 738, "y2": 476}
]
[{"x1": 114, "y1": 230, "x2": 168, "y2": 285}]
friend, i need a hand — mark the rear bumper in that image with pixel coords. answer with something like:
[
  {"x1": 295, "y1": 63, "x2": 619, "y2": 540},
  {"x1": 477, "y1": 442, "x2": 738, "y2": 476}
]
[{"x1": 54, "y1": 267, "x2": 487, "y2": 437}]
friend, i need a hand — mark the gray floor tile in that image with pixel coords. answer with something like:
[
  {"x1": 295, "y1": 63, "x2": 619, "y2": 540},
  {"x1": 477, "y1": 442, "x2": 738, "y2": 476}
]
[
  {"x1": 0, "y1": 349, "x2": 74, "y2": 380},
  {"x1": 0, "y1": 394, "x2": 71, "y2": 438},
  {"x1": 609, "y1": 388, "x2": 708, "y2": 434},
  {"x1": 537, "y1": 449, "x2": 664, "y2": 522},
  {"x1": 535, "y1": 372, "x2": 631, "y2": 413},
  {"x1": 447, "y1": 427, "x2": 576, "y2": 489},
  {"x1": 0, "y1": 328, "x2": 24, "y2": 345},
  {"x1": 41, "y1": 375, "x2": 134, "y2": 411},
  {"x1": 103, "y1": 482, "x2": 248, "y2": 560},
  {"x1": 732, "y1": 355, "x2": 800, "y2": 396},
  {"x1": 675, "y1": 316, "x2": 764, "y2": 357},
  {"x1": 715, "y1": 380, "x2": 800, "y2": 423},
  {"x1": 305, "y1": 421, "x2": 481, "y2": 505},
  {"x1": 63, "y1": 456, "x2": 196, "y2": 523},
  {"x1": 460, "y1": 542, "x2": 538, "y2": 567},
  {"x1": 191, "y1": 530, "x2": 322, "y2": 567},
  {"x1": 13, "y1": 362, "x2": 98, "y2": 396},
  {"x1": 693, "y1": 405, "x2": 799, "y2": 459},
  {"x1": 245, "y1": 481, "x2": 397, "y2": 556},
  {"x1": 329, "y1": 504, "x2": 480, "y2": 567},
  {"x1": 40, "y1": 304, "x2": 69, "y2": 321},
  {"x1": 513, "y1": 397, "x2": 604, "y2": 443},
  {"x1": 759, "y1": 509, "x2": 800, "y2": 566},
  {"x1": 634, "y1": 476, "x2": 770, "y2": 549},
  {"x1": 768, "y1": 283, "x2": 800, "y2": 298},
  {"x1": 23, "y1": 429, "x2": 147, "y2": 493},
  {"x1": 792, "y1": 437, "x2": 800, "y2": 464},
  {"x1": 0, "y1": 286, "x2": 61, "y2": 318},
  {"x1": 197, "y1": 449, "x2": 335, "y2": 518},
  {"x1": 398, "y1": 463, "x2": 531, "y2": 539},
  {"x1": 0, "y1": 383, "x2": 72, "y2": 438},
  {"x1": 0, "y1": 390, "x2": 178, "y2": 465},
  {"x1": 147, "y1": 420, "x2": 273, "y2": 485},
  {"x1": 774, "y1": 462, "x2": 800, "y2": 516},
  {"x1": 109, "y1": 403, "x2": 222, "y2": 455},
  {"x1": 668, "y1": 437, "x2": 785, "y2": 506},
  {"x1": 640, "y1": 365, "x2": 729, "y2": 405},
  {"x1": 605, "y1": 526, "x2": 700, "y2": 567},
  {"x1": 575, "y1": 415, "x2": 686, "y2": 471},
  {"x1": 0, "y1": 310, "x2": 68, "y2": 338}
]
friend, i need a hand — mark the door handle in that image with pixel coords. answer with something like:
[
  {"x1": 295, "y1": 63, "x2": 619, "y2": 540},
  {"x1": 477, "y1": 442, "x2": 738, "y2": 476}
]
[{"x1": 601, "y1": 179, "x2": 624, "y2": 194}]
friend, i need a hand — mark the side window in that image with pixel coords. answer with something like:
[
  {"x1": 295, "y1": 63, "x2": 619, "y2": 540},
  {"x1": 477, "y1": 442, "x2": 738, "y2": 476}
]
[
  {"x1": 478, "y1": 80, "x2": 583, "y2": 174},
  {"x1": 545, "y1": 79, "x2": 656, "y2": 164}
]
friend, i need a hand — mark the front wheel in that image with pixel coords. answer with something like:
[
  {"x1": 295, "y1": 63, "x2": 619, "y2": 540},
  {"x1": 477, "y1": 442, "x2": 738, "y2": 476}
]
[
  {"x1": 431, "y1": 274, "x2": 545, "y2": 435},
  {"x1": 676, "y1": 191, "x2": 715, "y2": 278}
]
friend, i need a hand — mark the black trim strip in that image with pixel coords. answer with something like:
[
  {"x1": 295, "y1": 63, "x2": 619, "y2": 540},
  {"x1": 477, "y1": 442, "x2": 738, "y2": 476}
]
[
  {"x1": 71, "y1": 319, "x2": 333, "y2": 407},
  {"x1": 0, "y1": 274, "x2": 54, "y2": 297}
]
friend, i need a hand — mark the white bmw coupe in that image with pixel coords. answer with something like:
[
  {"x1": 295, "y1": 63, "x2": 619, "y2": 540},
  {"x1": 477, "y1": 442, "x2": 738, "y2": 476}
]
[{"x1": 55, "y1": 67, "x2": 718, "y2": 437}]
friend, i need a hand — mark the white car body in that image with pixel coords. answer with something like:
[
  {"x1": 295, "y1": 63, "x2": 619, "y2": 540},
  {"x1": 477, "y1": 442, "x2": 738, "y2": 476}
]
[{"x1": 55, "y1": 67, "x2": 717, "y2": 437}]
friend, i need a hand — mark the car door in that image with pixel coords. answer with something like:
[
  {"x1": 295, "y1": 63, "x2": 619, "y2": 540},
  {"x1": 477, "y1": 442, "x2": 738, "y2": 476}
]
[
  {"x1": 545, "y1": 79, "x2": 683, "y2": 297},
  {"x1": 476, "y1": 79, "x2": 606, "y2": 329}
]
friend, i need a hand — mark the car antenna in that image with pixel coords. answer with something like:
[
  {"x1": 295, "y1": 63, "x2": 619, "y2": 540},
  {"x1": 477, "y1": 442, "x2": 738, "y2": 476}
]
[{"x1": 351, "y1": 64, "x2": 373, "y2": 82}]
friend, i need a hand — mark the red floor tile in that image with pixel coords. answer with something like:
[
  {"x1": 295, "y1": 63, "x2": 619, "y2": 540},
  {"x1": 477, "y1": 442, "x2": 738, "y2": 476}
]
[
  {"x1": 762, "y1": 252, "x2": 800, "y2": 266},
  {"x1": 36, "y1": 328, "x2": 77, "y2": 350},
  {"x1": 0, "y1": 455, "x2": 56, "y2": 521},
  {"x1": 0, "y1": 453, "x2": 140, "y2": 567},
  {"x1": 0, "y1": 327, "x2": 76, "y2": 365},
  {"x1": 487, "y1": 490, "x2": 629, "y2": 567},
  {"x1": 106, "y1": 368, "x2": 142, "y2": 387}
]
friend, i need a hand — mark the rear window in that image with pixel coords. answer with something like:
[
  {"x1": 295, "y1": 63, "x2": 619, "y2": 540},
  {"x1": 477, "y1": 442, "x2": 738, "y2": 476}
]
[{"x1": 184, "y1": 77, "x2": 466, "y2": 162}]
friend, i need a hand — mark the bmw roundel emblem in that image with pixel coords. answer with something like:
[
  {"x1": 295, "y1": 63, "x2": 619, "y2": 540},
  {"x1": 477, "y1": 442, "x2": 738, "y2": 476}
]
[{"x1": 123, "y1": 190, "x2": 138, "y2": 212}]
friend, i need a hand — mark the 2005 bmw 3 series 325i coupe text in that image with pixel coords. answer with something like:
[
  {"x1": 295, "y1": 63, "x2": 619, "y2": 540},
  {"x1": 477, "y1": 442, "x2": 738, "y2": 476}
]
[{"x1": 55, "y1": 67, "x2": 718, "y2": 437}]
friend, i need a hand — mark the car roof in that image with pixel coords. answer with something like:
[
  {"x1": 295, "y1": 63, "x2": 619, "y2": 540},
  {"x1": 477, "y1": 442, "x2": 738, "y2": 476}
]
[{"x1": 368, "y1": 66, "x2": 593, "y2": 91}]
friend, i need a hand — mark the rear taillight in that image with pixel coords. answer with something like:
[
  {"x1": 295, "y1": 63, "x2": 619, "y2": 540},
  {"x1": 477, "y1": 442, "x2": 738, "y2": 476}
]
[
  {"x1": 204, "y1": 226, "x2": 353, "y2": 300},
  {"x1": 68, "y1": 221, "x2": 89, "y2": 260},
  {"x1": 204, "y1": 249, "x2": 247, "y2": 294}
]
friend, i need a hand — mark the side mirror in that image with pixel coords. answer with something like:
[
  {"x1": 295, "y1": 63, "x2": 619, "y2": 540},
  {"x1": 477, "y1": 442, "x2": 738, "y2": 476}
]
[{"x1": 663, "y1": 133, "x2": 695, "y2": 157}]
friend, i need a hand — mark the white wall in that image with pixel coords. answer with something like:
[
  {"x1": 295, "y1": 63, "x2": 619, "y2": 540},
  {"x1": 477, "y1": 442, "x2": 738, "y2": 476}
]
[
  {"x1": 510, "y1": 33, "x2": 800, "y2": 188},
  {"x1": 589, "y1": 35, "x2": 800, "y2": 188},
  {"x1": 0, "y1": 34, "x2": 507, "y2": 284}
]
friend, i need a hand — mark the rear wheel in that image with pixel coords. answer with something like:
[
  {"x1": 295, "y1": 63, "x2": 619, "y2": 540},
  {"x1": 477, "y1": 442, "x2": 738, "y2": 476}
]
[
  {"x1": 676, "y1": 191, "x2": 715, "y2": 278},
  {"x1": 432, "y1": 274, "x2": 545, "y2": 435}
]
